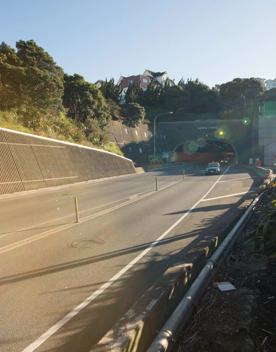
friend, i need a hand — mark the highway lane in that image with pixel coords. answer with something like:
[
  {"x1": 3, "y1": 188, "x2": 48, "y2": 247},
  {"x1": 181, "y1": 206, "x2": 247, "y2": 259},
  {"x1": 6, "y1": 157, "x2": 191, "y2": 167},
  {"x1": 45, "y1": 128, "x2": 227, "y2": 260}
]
[
  {"x1": 0, "y1": 165, "x2": 259, "y2": 352},
  {"x1": 0, "y1": 165, "x2": 189, "y2": 247}
]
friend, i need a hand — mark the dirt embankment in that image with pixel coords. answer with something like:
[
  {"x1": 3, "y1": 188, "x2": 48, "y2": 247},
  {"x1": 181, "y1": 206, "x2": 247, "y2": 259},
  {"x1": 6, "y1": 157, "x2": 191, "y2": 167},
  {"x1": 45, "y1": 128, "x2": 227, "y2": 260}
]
[{"x1": 175, "y1": 180, "x2": 276, "y2": 352}]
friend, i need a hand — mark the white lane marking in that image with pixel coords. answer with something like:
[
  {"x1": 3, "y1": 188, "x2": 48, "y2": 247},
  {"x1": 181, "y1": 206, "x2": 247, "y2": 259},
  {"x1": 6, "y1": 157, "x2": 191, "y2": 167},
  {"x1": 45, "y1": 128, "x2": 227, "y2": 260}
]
[
  {"x1": 0, "y1": 179, "x2": 182, "y2": 254},
  {"x1": 218, "y1": 176, "x2": 254, "y2": 183},
  {"x1": 21, "y1": 167, "x2": 230, "y2": 352},
  {"x1": 201, "y1": 166, "x2": 230, "y2": 201},
  {"x1": 202, "y1": 191, "x2": 254, "y2": 202},
  {"x1": 0, "y1": 198, "x2": 126, "y2": 239},
  {"x1": 0, "y1": 169, "x2": 141, "y2": 202}
]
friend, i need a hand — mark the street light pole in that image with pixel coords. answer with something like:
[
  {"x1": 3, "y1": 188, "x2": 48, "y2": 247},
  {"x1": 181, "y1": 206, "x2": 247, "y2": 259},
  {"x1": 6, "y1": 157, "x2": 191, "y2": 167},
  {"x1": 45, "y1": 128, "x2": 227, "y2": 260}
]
[{"x1": 153, "y1": 111, "x2": 173, "y2": 160}]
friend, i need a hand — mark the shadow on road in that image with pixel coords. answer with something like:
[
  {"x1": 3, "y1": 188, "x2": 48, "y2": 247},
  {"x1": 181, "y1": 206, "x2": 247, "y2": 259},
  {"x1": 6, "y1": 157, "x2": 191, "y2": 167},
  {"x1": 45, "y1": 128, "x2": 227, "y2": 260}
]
[{"x1": 1, "y1": 166, "x2": 262, "y2": 352}]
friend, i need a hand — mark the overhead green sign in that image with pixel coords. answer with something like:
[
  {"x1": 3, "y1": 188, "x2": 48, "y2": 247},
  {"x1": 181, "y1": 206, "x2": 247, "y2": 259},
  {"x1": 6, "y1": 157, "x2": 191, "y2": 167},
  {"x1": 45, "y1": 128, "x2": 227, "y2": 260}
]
[{"x1": 261, "y1": 101, "x2": 276, "y2": 117}]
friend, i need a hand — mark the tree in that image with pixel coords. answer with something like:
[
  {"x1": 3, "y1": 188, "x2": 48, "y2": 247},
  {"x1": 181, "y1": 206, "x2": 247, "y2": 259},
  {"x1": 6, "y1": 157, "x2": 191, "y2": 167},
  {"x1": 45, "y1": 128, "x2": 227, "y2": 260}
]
[
  {"x1": 184, "y1": 79, "x2": 220, "y2": 113},
  {"x1": 0, "y1": 42, "x2": 24, "y2": 110},
  {"x1": 125, "y1": 83, "x2": 141, "y2": 103},
  {"x1": 99, "y1": 78, "x2": 122, "y2": 103},
  {"x1": 262, "y1": 88, "x2": 276, "y2": 101},
  {"x1": 63, "y1": 74, "x2": 110, "y2": 125},
  {"x1": 63, "y1": 74, "x2": 111, "y2": 144},
  {"x1": 123, "y1": 103, "x2": 145, "y2": 127},
  {"x1": 0, "y1": 40, "x2": 64, "y2": 115},
  {"x1": 139, "y1": 81, "x2": 163, "y2": 107},
  {"x1": 218, "y1": 78, "x2": 265, "y2": 117},
  {"x1": 163, "y1": 85, "x2": 187, "y2": 111}
]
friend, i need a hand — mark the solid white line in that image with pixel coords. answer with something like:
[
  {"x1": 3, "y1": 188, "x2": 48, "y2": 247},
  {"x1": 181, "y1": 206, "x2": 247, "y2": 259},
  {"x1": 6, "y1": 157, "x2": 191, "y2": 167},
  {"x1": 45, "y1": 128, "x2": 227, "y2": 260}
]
[
  {"x1": 201, "y1": 166, "x2": 230, "y2": 201},
  {"x1": 218, "y1": 176, "x2": 254, "y2": 183},
  {"x1": 21, "y1": 167, "x2": 230, "y2": 352},
  {"x1": 0, "y1": 179, "x2": 182, "y2": 254},
  {"x1": 202, "y1": 191, "x2": 253, "y2": 202},
  {"x1": 0, "y1": 198, "x2": 125, "y2": 240},
  {"x1": 0, "y1": 171, "x2": 137, "y2": 201}
]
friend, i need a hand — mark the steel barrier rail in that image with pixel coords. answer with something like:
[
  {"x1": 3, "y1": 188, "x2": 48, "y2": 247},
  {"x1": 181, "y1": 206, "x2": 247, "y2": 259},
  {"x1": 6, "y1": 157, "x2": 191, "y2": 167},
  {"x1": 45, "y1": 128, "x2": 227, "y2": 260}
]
[{"x1": 148, "y1": 194, "x2": 261, "y2": 352}]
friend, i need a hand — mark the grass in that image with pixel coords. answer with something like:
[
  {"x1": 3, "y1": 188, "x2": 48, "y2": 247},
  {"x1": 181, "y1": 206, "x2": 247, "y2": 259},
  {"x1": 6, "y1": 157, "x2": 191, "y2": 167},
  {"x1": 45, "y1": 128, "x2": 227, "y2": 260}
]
[{"x1": 0, "y1": 111, "x2": 124, "y2": 156}]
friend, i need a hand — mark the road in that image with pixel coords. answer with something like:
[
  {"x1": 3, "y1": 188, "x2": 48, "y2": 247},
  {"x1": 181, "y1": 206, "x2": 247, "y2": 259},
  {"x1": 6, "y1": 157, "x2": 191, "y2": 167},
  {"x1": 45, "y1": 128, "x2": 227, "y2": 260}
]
[{"x1": 0, "y1": 164, "x2": 259, "y2": 352}]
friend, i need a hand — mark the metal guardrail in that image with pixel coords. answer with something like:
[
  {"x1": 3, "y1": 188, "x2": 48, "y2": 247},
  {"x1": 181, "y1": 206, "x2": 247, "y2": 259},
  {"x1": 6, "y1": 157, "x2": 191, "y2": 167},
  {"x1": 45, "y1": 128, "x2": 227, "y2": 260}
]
[
  {"x1": 148, "y1": 167, "x2": 276, "y2": 352},
  {"x1": 148, "y1": 193, "x2": 261, "y2": 352}
]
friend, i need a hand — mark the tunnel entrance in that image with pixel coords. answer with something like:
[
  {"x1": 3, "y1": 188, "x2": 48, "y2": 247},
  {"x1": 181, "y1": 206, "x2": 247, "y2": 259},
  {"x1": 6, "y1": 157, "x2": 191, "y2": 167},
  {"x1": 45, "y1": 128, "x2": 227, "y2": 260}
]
[{"x1": 174, "y1": 138, "x2": 235, "y2": 164}]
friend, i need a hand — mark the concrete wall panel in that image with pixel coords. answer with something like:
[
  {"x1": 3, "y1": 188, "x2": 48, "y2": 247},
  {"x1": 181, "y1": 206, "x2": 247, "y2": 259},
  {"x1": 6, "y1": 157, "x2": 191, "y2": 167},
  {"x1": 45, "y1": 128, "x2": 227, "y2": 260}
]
[{"x1": 0, "y1": 128, "x2": 135, "y2": 195}]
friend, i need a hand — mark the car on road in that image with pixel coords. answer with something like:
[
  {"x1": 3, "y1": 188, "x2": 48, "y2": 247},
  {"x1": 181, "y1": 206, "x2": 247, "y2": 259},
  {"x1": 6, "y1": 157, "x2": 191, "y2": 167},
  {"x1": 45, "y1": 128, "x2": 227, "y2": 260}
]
[{"x1": 205, "y1": 162, "x2": 221, "y2": 175}]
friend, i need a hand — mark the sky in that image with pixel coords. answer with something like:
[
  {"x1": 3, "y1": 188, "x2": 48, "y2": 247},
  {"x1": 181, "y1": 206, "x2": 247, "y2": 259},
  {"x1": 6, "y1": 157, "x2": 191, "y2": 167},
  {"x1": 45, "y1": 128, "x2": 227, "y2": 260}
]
[{"x1": 1, "y1": 0, "x2": 275, "y2": 87}]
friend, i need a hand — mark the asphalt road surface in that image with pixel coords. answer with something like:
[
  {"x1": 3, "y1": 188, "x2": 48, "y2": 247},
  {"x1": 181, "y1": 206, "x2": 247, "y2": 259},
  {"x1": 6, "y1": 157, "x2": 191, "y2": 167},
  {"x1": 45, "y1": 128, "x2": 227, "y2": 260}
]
[{"x1": 0, "y1": 164, "x2": 259, "y2": 352}]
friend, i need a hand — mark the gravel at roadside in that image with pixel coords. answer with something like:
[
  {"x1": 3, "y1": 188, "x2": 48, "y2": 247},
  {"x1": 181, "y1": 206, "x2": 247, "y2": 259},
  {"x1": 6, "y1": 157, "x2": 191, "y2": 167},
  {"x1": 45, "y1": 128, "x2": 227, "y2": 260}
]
[{"x1": 174, "y1": 181, "x2": 276, "y2": 352}]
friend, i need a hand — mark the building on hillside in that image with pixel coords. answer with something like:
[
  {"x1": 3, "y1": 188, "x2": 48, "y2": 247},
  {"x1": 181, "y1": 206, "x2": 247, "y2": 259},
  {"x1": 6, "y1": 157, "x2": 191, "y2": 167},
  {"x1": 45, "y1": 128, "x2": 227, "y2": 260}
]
[
  {"x1": 117, "y1": 74, "x2": 151, "y2": 103},
  {"x1": 143, "y1": 69, "x2": 170, "y2": 86},
  {"x1": 265, "y1": 79, "x2": 276, "y2": 91},
  {"x1": 118, "y1": 74, "x2": 151, "y2": 91},
  {"x1": 117, "y1": 70, "x2": 173, "y2": 102}
]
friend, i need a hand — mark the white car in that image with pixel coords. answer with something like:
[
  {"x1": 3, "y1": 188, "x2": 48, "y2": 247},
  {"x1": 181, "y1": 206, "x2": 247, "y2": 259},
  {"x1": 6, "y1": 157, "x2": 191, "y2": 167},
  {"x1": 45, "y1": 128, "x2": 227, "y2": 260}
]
[{"x1": 205, "y1": 162, "x2": 221, "y2": 175}]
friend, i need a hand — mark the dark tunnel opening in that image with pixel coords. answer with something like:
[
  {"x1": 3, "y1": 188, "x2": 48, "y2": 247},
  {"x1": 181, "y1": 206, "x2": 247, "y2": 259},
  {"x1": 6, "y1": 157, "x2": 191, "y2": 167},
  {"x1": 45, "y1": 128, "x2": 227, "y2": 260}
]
[{"x1": 174, "y1": 138, "x2": 236, "y2": 165}]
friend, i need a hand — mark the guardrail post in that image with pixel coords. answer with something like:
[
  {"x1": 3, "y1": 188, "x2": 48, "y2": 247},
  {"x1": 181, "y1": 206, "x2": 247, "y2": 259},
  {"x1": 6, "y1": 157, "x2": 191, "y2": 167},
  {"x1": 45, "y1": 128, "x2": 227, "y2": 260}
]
[
  {"x1": 155, "y1": 176, "x2": 158, "y2": 191},
  {"x1": 74, "y1": 196, "x2": 79, "y2": 223}
]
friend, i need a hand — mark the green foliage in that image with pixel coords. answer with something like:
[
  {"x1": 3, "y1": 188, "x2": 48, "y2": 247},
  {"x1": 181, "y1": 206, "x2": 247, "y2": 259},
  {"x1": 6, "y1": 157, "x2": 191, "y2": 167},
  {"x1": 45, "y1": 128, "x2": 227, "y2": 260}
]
[
  {"x1": 262, "y1": 88, "x2": 276, "y2": 101},
  {"x1": 63, "y1": 74, "x2": 111, "y2": 143},
  {"x1": 163, "y1": 85, "x2": 187, "y2": 111},
  {"x1": 103, "y1": 142, "x2": 123, "y2": 156},
  {"x1": 218, "y1": 78, "x2": 265, "y2": 118},
  {"x1": 0, "y1": 110, "x2": 86, "y2": 143},
  {"x1": 99, "y1": 79, "x2": 122, "y2": 103},
  {"x1": 139, "y1": 81, "x2": 163, "y2": 107},
  {"x1": 63, "y1": 74, "x2": 111, "y2": 125},
  {"x1": 125, "y1": 84, "x2": 141, "y2": 104},
  {"x1": 0, "y1": 39, "x2": 272, "y2": 159},
  {"x1": 138, "y1": 78, "x2": 220, "y2": 116},
  {"x1": 0, "y1": 40, "x2": 119, "y2": 153},
  {"x1": 0, "y1": 40, "x2": 64, "y2": 115},
  {"x1": 185, "y1": 80, "x2": 220, "y2": 113},
  {"x1": 106, "y1": 98, "x2": 123, "y2": 120},
  {"x1": 123, "y1": 103, "x2": 145, "y2": 126},
  {"x1": 255, "y1": 182, "x2": 276, "y2": 255}
]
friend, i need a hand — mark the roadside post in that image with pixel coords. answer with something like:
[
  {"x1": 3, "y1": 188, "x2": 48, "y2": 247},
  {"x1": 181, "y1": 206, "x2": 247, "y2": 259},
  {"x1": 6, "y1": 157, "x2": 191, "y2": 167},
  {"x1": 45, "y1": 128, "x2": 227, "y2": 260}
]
[
  {"x1": 155, "y1": 176, "x2": 158, "y2": 191},
  {"x1": 182, "y1": 169, "x2": 185, "y2": 180},
  {"x1": 74, "y1": 196, "x2": 80, "y2": 223}
]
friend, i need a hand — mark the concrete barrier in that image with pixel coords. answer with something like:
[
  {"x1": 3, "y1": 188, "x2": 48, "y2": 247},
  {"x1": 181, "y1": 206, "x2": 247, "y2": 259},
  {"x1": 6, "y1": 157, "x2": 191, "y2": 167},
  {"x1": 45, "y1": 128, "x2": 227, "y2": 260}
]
[
  {"x1": 92, "y1": 236, "x2": 221, "y2": 352},
  {"x1": 0, "y1": 128, "x2": 135, "y2": 195},
  {"x1": 251, "y1": 166, "x2": 275, "y2": 190}
]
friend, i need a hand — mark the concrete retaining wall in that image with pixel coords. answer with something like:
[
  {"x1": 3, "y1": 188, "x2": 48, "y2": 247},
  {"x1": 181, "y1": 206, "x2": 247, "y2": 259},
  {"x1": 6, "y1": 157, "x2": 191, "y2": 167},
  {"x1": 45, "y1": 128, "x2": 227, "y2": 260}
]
[
  {"x1": 0, "y1": 128, "x2": 135, "y2": 195},
  {"x1": 108, "y1": 121, "x2": 169, "y2": 164}
]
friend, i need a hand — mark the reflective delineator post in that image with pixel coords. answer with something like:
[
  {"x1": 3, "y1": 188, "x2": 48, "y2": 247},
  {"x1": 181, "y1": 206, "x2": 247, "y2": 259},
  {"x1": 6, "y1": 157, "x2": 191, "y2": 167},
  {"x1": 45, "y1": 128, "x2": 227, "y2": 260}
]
[{"x1": 74, "y1": 196, "x2": 79, "y2": 223}]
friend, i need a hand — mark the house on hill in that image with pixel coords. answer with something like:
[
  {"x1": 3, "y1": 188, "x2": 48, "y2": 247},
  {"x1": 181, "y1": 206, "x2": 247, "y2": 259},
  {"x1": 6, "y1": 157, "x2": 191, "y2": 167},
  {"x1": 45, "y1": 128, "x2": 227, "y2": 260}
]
[
  {"x1": 118, "y1": 74, "x2": 151, "y2": 91},
  {"x1": 143, "y1": 69, "x2": 170, "y2": 86},
  {"x1": 117, "y1": 69, "x2": 173, "y2": 102}
]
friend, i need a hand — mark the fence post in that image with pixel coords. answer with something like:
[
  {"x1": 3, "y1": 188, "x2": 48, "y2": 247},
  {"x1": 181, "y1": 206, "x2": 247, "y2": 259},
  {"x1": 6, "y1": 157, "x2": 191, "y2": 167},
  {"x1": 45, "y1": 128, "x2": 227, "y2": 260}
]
[{"x1": 74, "y1": 196, "x2": 79, "y2": 223}]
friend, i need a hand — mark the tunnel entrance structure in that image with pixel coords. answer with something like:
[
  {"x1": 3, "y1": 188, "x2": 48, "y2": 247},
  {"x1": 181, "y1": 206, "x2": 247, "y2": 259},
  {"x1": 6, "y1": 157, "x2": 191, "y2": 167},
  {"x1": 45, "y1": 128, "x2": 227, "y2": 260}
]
[
  {"x1": 158, "y1": 119, "x2": 253, "y2": 163},
  {"x1": 173, "y1": 138, "x2": 235, "y2": 164}
]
